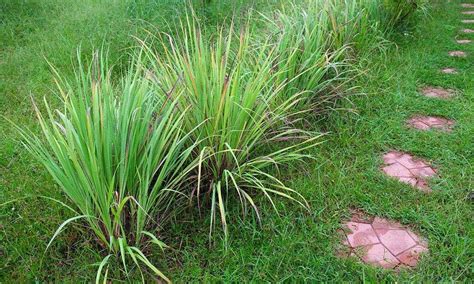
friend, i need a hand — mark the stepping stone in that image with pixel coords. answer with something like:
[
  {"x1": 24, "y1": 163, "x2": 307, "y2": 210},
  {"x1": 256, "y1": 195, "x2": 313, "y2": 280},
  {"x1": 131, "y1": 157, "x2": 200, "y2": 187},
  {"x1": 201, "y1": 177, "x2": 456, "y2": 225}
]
[
  {"x1": 382, "y1": 151, "x2": 437, "y2": 192},
  {"x1": 342, "y1": 215, "x2": 428, "y2": 269},
  {"x1": 449, "y1": 50, "x2": 467, "y2": 57},
  {"x1": 457, "y1": 39, "x2": 472, "y2": 44},
  {"x1": 462, "y1": 19, "x2": 474, "y2": 23},
  {"x1": 462, "y1": 4, "x2": 474, "y2": 8},
  {"x1": 441, "y1": 67, "x2": 458, "y2": 74},
  {"x1": 420, "y1": 86, "x2": 455, "y2": 99},
  {"x1": 462, "y1": 28, "x2": 474, "y2": 33},
  {"x1": 407, "y1": 115, "x2": 455, "y2": 131},
  {"x1": 462, "y1": 11, "x2": 474, "y2": 15}
]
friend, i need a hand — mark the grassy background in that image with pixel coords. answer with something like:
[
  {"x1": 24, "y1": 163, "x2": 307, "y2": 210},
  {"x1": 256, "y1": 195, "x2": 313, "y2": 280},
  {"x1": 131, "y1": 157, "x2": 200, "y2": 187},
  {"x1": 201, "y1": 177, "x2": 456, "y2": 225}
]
[{"x1": 1, "y1": 0, "x2": 472, "y2": 281}]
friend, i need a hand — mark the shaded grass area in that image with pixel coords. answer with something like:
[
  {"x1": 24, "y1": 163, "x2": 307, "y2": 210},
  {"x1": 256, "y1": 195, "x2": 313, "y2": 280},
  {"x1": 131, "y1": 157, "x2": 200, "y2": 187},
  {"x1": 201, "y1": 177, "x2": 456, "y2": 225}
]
[{"x1": 0, "y1": 0, "x2": 472, "y2": 282}]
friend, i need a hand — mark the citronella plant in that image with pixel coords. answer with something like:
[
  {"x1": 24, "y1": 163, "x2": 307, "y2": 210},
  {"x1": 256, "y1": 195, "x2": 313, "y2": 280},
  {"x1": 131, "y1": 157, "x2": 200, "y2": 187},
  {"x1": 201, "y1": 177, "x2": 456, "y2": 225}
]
[
  {"x1": 263, "y1": 0, "x2": 422, "y2": 109},
  {"x1": 360, "y1": 0, "x2": 426, "y2": 31},
  {"x1": 142, "y1": 17, "x2": 323, "y2": 241},
  {"x1": 17, "y1": 51, "x2": 198, "y2": 282},
  {"x1": 261, "y1": 2, "x2": 347, "y2": 107}
]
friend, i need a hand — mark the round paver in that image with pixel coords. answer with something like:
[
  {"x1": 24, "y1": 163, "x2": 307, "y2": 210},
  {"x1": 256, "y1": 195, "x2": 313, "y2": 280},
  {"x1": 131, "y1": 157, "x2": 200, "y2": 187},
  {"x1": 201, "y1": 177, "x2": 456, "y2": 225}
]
[
  {"x1": 382, "y1": 151, "x2": 437, "y2": 192},
  {"x1": 462, "y1": 19, "x2": 474, "y2": 23},
  {"x1": 407, "y1": 115, "x2": 455, "y2": 131},
  {"x1": 420, "y1": 86, "x2": 455, "y2": 99},
  {"x1": 441, "y1": 67, "x2": 458, "y2": 74},
  {"x1": 462, "y1": 3, "x2": 474, "y2": 8},
  {"x1": 457, "y1": 39, "x2": 472, "y2": 44},
  {"x1": 462, "y1": 11, "x2": 474, "y2": 15},
  {"x1": 342, "y1": 215, "x2": 428, "y2": 269},
  {"x1": 462, "y1": 28, "x2": 474, "y2": 33},
  {"x1": 449, "y1": 50, "x2": 467, "y2": 57}
]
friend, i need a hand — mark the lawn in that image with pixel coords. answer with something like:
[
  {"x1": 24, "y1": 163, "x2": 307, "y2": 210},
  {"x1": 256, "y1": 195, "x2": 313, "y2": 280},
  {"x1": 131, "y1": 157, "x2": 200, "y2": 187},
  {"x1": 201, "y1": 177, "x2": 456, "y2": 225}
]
[{"x1": 1, "y1": 0, "x2": 473, "y2": 282}]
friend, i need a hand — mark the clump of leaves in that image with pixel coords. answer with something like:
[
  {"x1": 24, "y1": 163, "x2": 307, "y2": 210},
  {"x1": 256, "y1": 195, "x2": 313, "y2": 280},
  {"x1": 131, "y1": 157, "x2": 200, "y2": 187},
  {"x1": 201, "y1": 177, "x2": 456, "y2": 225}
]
[
  {"x1": 17, "y1": 51, "x2": 198, "y2": 282},
  {"x1": 142, "y1": 17, "x2": 322, "y2": 241}
]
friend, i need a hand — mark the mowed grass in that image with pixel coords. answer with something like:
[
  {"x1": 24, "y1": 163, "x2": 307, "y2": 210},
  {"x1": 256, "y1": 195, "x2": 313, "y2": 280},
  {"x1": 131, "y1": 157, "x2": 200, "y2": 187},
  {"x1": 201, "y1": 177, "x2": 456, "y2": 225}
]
[{"x1": 0, "y1": 0, "x2": 472, "y2": 282}]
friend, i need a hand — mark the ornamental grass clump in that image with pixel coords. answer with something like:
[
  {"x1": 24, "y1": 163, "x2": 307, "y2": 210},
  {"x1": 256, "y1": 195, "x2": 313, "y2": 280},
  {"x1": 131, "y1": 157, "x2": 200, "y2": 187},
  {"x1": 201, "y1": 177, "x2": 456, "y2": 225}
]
[
  {"x1": 360, "y1": 0, "x2": 427, "y2": 31},
  {"x1": 17, "y1": 52, "x2": 198, "y2": 282},
  {"x1": 262, "y1": 2, "x2": 348, "y2": 107},
  {"x1": 142, "y1": 18, "x2": 323, "y2": 239},
  {"x1": 263, "y1": 0, "x2": 426, "y2": 107}
]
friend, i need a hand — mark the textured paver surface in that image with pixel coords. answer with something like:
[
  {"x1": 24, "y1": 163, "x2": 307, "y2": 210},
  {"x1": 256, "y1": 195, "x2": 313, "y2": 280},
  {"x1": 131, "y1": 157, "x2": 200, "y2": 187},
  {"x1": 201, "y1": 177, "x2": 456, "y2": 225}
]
[
  {"x1": 342, "y1": 214, "x2": 428, "y2": 269},
  {"x1": 441, "y1": 67, "x2": 458, "y2": 74},
  {"x1": 457, "y1": 39, "x2": 472, "y2": 44},
  {"x1": 407, "y1": 115, "x2": 454, "y2": 131},
  {"x1": 449, "y1": 50, "x2": 467, "y2": 57},
  {"x1": 462, "y1": 11, "x2": 474, "y2": 15},
  {"x1": 462, "y1": 28, "x2": 474, "y2": 33},
  {"x1": 382, "y1": 151, "x2": 437, "y2": 192},
  {"x1": 462, "y1": 19, "x2": 474, "y2": 23},
  {"x1": 420, "y1": 86, "x2": 455, "y2": 99},
  {"x1": 462, "y1": 3, "x2": 474, "y2": 8}
]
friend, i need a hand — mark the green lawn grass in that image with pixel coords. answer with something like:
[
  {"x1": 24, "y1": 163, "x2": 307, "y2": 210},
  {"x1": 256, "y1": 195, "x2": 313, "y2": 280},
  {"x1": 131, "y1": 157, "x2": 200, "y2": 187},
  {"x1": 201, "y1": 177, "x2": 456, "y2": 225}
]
[{"x1": 1, "y1": 0, "x2": 472, "y2": 282}]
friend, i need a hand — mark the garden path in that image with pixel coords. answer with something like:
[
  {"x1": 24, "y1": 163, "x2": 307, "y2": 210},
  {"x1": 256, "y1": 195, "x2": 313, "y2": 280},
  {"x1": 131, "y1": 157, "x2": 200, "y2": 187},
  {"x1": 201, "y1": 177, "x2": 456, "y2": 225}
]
[{"x1": 340, "y1": 2, "x2": 471, "y2": 270}]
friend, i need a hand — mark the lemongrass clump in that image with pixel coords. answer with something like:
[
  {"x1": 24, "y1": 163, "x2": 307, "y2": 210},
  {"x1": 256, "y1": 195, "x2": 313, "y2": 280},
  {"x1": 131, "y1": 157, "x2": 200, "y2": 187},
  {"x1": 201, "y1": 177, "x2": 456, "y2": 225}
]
[
  {"x1": 142, "y1": 17, "x2": 323, "y2": 240},
  {"x1": 262, "y1": 0, "x2": 425, "y2": 109},
  {"x1": 261, "y1": 2, "x2": 347, "y2": 108},
  {"x1": 360, "y1": 0, "x2": 426, "y2": 31},
  {"x1": 17, "y1": 51, "x2": 198, "y2": 282}
]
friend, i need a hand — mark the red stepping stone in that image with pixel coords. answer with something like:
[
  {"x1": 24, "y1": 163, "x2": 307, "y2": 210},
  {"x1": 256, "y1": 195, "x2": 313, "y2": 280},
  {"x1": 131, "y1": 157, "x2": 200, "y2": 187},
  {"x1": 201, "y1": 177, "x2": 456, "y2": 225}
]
[
  {"x1": 457, "y1": 39, "x2": 472, "y2": 44},
  {"x1": 449, "y1": 50, "x2": 467, "y2": 57},
  {"x1": 462, "y1": 4, "x2": 474, "y2": 8},
  {"x1": 342, "y1": 215, "x2": 428, "y2": 269},
  {"x1": 407, "y1": 115, "x2": 454, "y2": 131},
  {"x1": 420, "y1": 86, "x2": 455, "y2": 99},
  {"x1": 441, "y1": 67, "x2": 458, "y2": 74},
  {"x1": 462, "y1": 19, "x2": 474, "y2": 23},
  {"x1": 382, "y1": 151, "x2": 437, "y2": 192},
  {"x1": 462, "y1": 11, "x2": 474, "y2": 14},
  {"x1": 462, "y1": 28, "x2": 474, "y2": 33}
]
